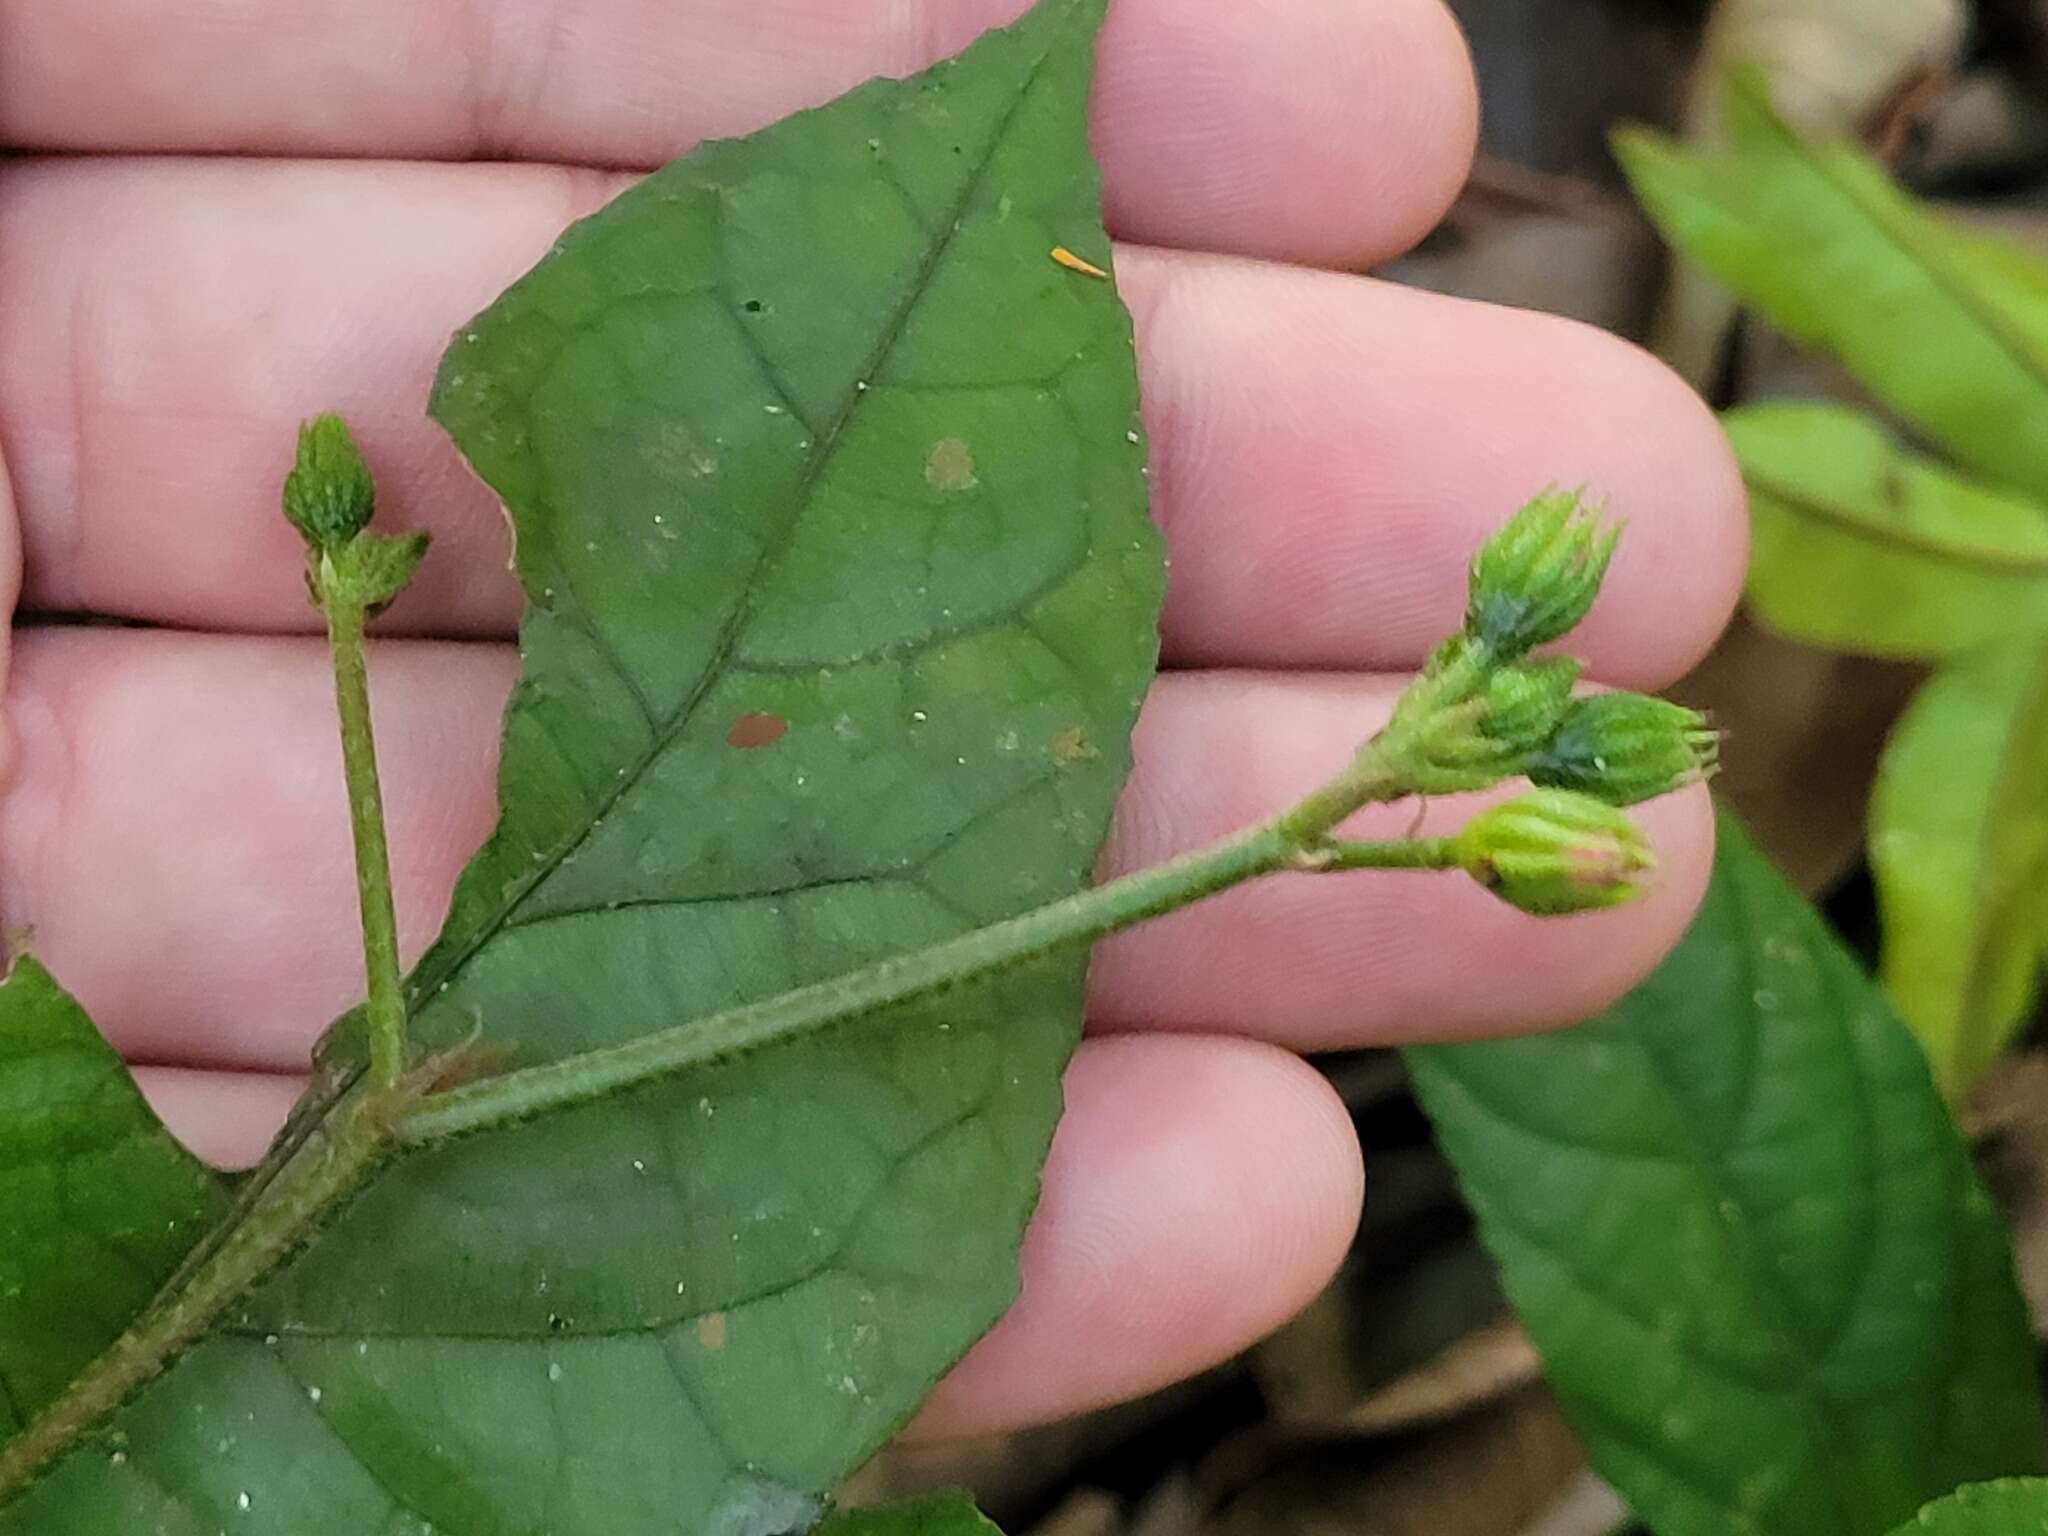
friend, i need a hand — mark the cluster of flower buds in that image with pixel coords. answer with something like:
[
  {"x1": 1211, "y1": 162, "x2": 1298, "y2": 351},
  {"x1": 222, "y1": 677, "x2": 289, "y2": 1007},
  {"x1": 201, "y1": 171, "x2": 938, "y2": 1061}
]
[
  {"x1": 1397, "y1": 644, "x2": 1584, "y2": 793},
  {"x1": 1422, "y1": 490, "x2": 1718, "y2": 916},
  {"x1": 283, "y1": 414, "x2": 430, "y2": 614}
]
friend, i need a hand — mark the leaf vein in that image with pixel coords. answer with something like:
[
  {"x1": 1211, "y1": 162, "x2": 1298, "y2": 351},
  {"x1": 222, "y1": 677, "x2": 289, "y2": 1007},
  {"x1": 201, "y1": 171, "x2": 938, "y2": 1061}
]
[
  {"x1": 1741, "y1": 464, "x2": 2048, "y2": 574},
  {"x1": 405, "y1": 36, "x2": 1067, "y2": 1020}
]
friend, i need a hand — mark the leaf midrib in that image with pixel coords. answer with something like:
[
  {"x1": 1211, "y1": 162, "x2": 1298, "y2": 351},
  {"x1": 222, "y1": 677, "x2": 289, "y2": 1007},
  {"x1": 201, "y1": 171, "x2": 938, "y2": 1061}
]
[
  {"x1": 1741, "y1": 464, "x2": 2048, "y2": 575},
  {"x1": 1419, "y1": 864, "x2": 1889, "y2": 1532},
  {"x1": 409, "y1": 30, "x2": 1068, "y2": 1021},
  {"x1": 1423, "y1": 1071, "x2": 1867, "y2": 1531},
  {"x1": 1741, "y1": 82, "x2": 2048, "y2": 448}
]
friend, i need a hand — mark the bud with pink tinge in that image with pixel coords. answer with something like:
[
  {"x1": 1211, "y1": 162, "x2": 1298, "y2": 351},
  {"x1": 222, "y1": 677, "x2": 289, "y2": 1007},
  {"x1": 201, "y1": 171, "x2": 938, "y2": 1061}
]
[{"x1": 1452, "y1": 790, "x2": 1655, "y2": 915}]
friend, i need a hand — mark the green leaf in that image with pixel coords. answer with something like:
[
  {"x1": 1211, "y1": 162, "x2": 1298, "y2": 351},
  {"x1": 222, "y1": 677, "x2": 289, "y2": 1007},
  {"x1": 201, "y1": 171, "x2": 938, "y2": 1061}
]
[
  {"x1": 0, "y1": 0, "x2": 1160, "y2": 1528},
  {"x1": 0, "y1": 957, "x2": 226, "y2": 1438},
  {"x1": 1884, "y1": 1479, "x2": 2048, "y2": 1535},
  {"x1": 1617, "y1": 74, "x2": 2048, "y2": 504},
  {"x1": 1730, "y1": 403, "x2": 2048, "y2": 658},
  {"x1": 1872, "y1": 640, "x2": 2048, "y2": 1097},
  {"x1": 817, "y1": 1492, "x2": 1003, "y2": 1536},
  {"x1": 1406, "y1": 815, "x2": 2045, "y2": 1536}
]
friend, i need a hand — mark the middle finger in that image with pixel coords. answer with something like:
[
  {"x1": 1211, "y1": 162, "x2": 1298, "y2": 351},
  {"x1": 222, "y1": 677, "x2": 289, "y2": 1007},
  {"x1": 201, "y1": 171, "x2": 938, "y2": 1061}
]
[{"x1": 0, "y1": 157, "x2": 1743, "y2": 686}]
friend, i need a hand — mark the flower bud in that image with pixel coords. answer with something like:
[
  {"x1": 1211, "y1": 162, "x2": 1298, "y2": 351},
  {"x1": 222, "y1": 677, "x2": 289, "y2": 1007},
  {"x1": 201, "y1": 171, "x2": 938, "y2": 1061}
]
[
  {"x1": 1402, "y1": 657, "x2": 1583, "y2": 793},
  {"x1": 1479, "y1": 657, "x2": 1581, "y2": 758},
  {"x1": 1529, "y1": 693, "x2": 1718, "y2": 807},
  {"x1": 1465, "y1": 490, "x2": 1619, "y2": 659},
  {"x1": 283, "y1": 413, "x2": 376, "y2": 551},
  {"x1": 1453, "y1": 789, "x2": 1654, "y2": 915}
]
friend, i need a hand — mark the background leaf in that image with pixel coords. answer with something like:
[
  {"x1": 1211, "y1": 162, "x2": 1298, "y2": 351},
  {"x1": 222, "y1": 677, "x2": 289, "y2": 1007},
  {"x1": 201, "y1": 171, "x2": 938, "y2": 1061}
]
[
  {"x1": 1872, "y1": 640, "x2": 2048, "y2": 1097},
  {"x1": 1884, "y1": 1478, "x2": 2048, "y2": 1534},
  {"x1": 0, "y1": 957, "x2": 225, "y2": 1437},
  {"x1": 1405, "y1": 815, "x2": 2045, "y2": 1536},
  {"x1": 1730, "y1": 403, "x2": 2048, "y2": 657},
  {"x1": 1617, "y1": 74, "x2": 2048, "y2": 505},
  {"x1": 0, "y1": 0, "x2": 1163, "y2": 1529},
  {"x1": 1649, "y1": 0, "x2": 1967, "y2": 388}
]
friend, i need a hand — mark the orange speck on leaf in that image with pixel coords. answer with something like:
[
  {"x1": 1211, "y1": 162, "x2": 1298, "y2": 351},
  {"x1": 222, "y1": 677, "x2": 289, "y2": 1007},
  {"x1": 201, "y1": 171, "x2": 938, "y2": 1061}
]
[
  {"x1": 726, "y1": 712, "x2": 787, "y2": 749},
  {"x1": 1050, "y1": 246, "x2": 1109, "y2": 280}
]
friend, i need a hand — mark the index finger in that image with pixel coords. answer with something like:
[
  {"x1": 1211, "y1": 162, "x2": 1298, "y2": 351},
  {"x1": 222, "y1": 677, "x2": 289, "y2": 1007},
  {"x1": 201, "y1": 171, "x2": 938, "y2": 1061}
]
[{"x1": 0, "y1": 0, "x2": 1477, "y2": 272}]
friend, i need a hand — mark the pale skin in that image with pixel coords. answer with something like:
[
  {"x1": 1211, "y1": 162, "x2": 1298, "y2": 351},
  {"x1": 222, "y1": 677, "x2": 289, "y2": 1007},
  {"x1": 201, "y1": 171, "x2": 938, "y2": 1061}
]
[{"x1": 0, "y1": 0, "x2": 1746, "y2": 1442}]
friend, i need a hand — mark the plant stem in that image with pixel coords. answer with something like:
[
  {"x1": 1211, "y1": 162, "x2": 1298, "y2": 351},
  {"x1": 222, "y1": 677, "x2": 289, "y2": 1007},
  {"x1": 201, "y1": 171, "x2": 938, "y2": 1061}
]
[
  {"x1": 0, "y1": 1071, "x2": 427, "y2": 1499},
  {"x1": 399, "y1": 735, "x2": 1444, "y2": 1144},
  {"x1": 399, "y1": 823, "x2": 1291, "y2": 1140},
  {"x1": 1275, "y1": 641, "x2": 1485, "y2": 844},
  {"x1": 1315, "y1": 836, "x2": 1458, "y2": 872},
  {"x1": 0, "y1": 690, "x2": 1451, "y2": 1500},
  {"x1": 324, "y1": 598, "x2": 409, "y2": 1088}
]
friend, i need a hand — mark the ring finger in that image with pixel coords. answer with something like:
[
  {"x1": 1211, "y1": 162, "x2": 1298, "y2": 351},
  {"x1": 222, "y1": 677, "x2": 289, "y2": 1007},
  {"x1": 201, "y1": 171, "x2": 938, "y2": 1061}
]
[{"x1": 1, "y1": 629, "x2": 1713, "y2": 1073}]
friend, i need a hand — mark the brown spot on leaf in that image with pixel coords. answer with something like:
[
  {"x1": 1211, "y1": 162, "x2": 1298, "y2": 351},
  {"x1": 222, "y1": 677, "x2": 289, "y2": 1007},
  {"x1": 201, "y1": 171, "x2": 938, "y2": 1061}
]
[
  {"x1": 696, "y1": 1312, "x2": 728, "y2": 1351},
  {"x1": 726, "y1": 712, "x2": 787, "y2": 749},
  {"x1": 925, "y1": 438, "x2": 978, "y2": 492},
  {"x1": 1051, "y1": 726, "x2": 1097, "y2": 765}
]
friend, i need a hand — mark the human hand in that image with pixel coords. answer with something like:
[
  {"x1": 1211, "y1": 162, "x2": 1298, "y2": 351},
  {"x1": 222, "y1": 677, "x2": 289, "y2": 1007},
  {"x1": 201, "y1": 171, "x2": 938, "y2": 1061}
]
[{"x1": 0, "y1": 0, "x2": 1745, "y2": 1437}]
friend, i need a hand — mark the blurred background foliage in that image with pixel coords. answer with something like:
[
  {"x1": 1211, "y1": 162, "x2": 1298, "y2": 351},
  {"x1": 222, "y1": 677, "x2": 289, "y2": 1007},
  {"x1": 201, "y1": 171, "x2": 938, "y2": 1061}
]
[{"x1": 848, "y1": 2, "x2": 2048, "y2": 1531}]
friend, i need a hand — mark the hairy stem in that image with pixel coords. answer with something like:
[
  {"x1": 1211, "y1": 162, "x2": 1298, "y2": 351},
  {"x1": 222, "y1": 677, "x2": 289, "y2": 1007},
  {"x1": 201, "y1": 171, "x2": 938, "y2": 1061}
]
[
  {"x1": 324, "y1": 599, "x2": 409, "y2": 1089},
  {"x1": 0, "y1": 691, "x2": 1451, "y2": 1499},
  {"x1": 400, "y1": 823, "x2": 1296, "y2": 1140},
  {"x1": 1313, "y1": 836, "x2": 1459, "y2": 873},
  {"x1": 399, "y1": 733, "x2": 1446, "y2": 1143},
  {"x1": 0, "y1": 1072, "x2": 428, "y2": 1498}
]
